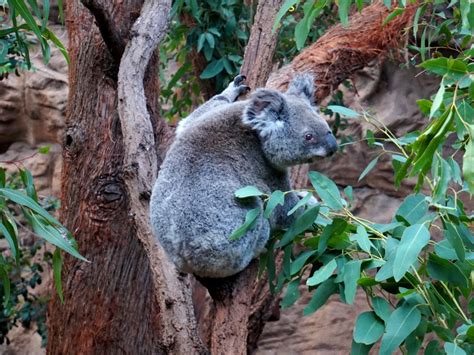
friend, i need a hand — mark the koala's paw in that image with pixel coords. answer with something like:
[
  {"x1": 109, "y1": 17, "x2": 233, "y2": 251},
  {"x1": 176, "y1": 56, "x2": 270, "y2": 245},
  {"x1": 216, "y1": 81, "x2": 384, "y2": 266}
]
[
  {"x1": 296, "y1": 191, "x2": 318, "y2": 206},
  {"x1": 224, "y1": 74, "x2": 250, "y2": 101}
]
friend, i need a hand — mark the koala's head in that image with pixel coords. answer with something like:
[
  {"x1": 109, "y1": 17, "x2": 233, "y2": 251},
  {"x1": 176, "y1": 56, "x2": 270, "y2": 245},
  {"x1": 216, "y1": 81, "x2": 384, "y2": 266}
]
[{"x1": 242, "y1": 73, "x2": 338, "y2": 169}]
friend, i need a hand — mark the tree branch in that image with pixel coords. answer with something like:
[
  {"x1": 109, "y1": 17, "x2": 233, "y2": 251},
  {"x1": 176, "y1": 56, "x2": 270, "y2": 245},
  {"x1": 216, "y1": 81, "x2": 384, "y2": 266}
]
[
  {"x1": 117, "y1": 0, "x2": 206, "y2": 352},
  {"x1": 241, "y1": 0, "x2": 285, "y2": 89},
  {"x1": 266, "y1": 1, "x2": 417, "y2": 100},
  {"x1": 81, "y1": 0, "x2": 126, "y2": 62}
]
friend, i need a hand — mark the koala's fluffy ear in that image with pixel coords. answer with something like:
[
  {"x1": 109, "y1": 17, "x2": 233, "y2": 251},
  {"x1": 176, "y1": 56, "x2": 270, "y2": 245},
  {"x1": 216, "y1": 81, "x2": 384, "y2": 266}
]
[
  {"x1": 286, "y1": 73, "x2": 315, "y2": 103},
  {"x1": 243, "y1": 89, "x2": 288, "y2": 137}
]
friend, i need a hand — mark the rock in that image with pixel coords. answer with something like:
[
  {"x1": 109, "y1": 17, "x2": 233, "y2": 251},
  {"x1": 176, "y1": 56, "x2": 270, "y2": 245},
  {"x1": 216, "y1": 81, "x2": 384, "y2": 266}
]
[{"x1": 0, "y1": 25, "x2": 68, "y2": 152}]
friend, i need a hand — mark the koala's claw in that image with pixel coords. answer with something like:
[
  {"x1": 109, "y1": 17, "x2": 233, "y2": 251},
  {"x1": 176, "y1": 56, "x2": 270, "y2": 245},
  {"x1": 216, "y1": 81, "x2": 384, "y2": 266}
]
[
  {"x1": 238, "y1": 85, "x2": 251, "y2": 95},
  {"x1": 233, "y1": 74, "x2": 247, "y2": 86}
]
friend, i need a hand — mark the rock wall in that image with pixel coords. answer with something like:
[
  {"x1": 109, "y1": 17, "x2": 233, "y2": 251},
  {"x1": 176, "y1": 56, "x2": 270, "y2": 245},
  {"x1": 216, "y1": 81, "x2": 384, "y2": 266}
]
[{"x1": 0, "y1": 33, "x2": 441, "y2": 353}]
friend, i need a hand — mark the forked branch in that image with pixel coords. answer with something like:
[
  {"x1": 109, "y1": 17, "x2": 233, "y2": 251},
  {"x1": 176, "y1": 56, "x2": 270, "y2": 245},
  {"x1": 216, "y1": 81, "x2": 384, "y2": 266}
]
[{"x1": 117, "y1": 0, "x2": 206, "y2": 352}]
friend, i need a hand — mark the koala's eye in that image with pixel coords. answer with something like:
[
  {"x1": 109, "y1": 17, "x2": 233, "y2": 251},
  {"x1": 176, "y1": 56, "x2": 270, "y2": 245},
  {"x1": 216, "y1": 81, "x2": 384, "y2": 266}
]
[{"x1": 305, "y1": 133, "x2": 314, "y2": 141}]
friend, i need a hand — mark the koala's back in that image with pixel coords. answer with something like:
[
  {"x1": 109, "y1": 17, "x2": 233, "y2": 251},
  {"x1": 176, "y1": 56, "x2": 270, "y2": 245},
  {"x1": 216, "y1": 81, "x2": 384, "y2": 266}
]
[{"x1": 150, "y1": 102, "x2": 277, "y2": 278}]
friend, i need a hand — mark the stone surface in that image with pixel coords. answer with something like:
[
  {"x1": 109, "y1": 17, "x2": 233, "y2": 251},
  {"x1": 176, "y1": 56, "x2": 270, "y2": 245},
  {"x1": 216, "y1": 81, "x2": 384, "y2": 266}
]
[{"x1": 0, "y1": 25, "x2": 68, "y2": 152}]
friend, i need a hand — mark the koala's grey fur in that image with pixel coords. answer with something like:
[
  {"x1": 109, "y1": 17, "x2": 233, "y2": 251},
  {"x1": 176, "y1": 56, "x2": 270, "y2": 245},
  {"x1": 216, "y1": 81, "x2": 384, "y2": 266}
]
[{"x1": 150, "y1": 74, "x2": 337, "y2": 278}]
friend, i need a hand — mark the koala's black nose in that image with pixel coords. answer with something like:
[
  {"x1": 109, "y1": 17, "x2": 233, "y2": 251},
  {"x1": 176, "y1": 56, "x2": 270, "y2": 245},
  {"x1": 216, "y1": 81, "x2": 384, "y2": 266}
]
[{"x1": 325, "y1": 132, "x2": 338, "y2": 156}]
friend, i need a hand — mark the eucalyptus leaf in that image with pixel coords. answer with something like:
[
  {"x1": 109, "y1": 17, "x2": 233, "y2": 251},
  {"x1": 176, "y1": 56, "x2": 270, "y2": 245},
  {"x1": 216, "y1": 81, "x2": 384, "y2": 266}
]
[
  {"x1": 380, "y1": 303, "x2": 421, "y2": 355},
  {"x1": 353, "y1": 311, "x2": 385, "y2": 345},
  {"x1": 393, "y1": 224, "x2": 430, "y2": 282}
]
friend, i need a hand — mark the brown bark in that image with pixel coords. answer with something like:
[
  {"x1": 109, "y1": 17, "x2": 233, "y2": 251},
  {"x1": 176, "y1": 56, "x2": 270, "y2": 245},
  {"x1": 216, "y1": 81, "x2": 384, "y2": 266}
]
[
  {"x1": 241, "y1": 0, "x2": 285, "y2": 89},
  {"x1": 47, "y1": 0, "x2": 205, "y2": 353}
]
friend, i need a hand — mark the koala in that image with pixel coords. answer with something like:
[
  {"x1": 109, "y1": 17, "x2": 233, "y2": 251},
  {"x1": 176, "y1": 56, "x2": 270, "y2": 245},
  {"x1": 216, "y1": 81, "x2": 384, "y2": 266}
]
[{"x1": 150, "y1": 73, "x2": 337, "y2": 278}]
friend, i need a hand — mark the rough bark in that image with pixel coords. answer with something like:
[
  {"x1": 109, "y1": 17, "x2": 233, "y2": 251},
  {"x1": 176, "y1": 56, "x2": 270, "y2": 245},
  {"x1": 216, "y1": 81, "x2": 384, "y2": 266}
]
[
  {"x1": 47, "y1": 0, "x2": 205, "y2": 353},
  {"x1": 241, "y1": 0, "x2": 285, "y2": 89}
]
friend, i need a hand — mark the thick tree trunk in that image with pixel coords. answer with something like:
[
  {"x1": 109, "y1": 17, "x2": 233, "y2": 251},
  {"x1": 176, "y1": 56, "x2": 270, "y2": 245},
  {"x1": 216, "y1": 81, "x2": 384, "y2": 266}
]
[{"x1": 47, "y1": 0, "x2": 205, "y2": 353}]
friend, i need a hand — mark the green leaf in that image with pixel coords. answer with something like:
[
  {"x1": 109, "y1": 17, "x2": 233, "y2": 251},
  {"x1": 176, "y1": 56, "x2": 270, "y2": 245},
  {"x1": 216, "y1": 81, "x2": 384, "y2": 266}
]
[
  {"x1": 353, "y1": 311, "x2": 385, "y2": 345},
  {"x1": 204, "y1": 32, "x2": 215, "y2": 48},
  {"x1": 417, "y1": 99, "x2": 432, "y2": 116},
  {"x1": 429, "y1": 84, "x2": 445, "y2": 118},
  {"x1": 28, "y1": 212, "x2": 87, "y2": 261},
  {"x1": 375, "y1": 237, "x2": 399, "y2": 282},
  {"x1": 197, "y1": 33, "x2": 205, "y2": 52},
  {"x1": 0, "y1": 264, "x2": 10, "y2": 307},
  {"x1": 327, "y1": 105, "x2": 359, "y2": 118},
  {"x1": 380, "y1": 303, "x2": 421, "y2": 355},
  {"x1": 393, "y1": 224, "x2": 430, "y2": 281},
  {"x1": 229, "y1": 208, "x2": 260, "y2": 240},
  {"x1": 425, "y1": 340, "x2": 443, "y2": 355},
  {"x1": 307, "y1": 258, "x2": 337, "y2": 286},
  {"x1": 351, "y1": 340, "x2": 373, "y2": 355},
  {"x1": 272, "y1": 0, "x2": 301, "y2": 32},
  {"x1": 200, "y1": 59, "x2": 224, "y2": 79},
  {"x1": 287, "y1": 192, "x2": 312, "y2": 215},
  {"x1": 372, "y1": 296, "x2": 392, "y2": 323},
  {"x1": 290, "y1": 250, "x2": 315, "y2": 275},
  {"x1": 309, "y1": 172, "x2": 343, "y2": 211},
  {"x1": 445, "y1": 224, "x2": 466, "y2": 262},
  {"x1": 427, "y1": 253, "x2": 469, "y2": 288},
  {"x1": 278, "y1": 205, "x2": 319, "y2": 247},
  {"x1": 338, "y1": 0, "x2": 351, "y2": 26},
  {"x1": 395, "y1": 194, "x2": 428, "y2": 225},
  {"x1": 420, "y1": 58, "x2": 449, "y2": 76},
  {"x1": 303, "y1": 277, "x2": 338, "y2": 315},
  {"x1": 344, "y1": 185, "x2": 353, "y2": 202},
  {"x1": 462, "y1": 126, "x2": 474, "y2": 194},
  {"x1": 343, "y1": 260, "x2": 362, "y2": 304},
  {"x1": 383, "y1": 8, "x2": 404, "y2": 26},
  {"x1": 350, "y1": 225, "x2": 374, "y2": 253},
  {"x1": 358, "y1": 157, "x2": 378, "y2": 182},
  {"x1": 444, "y1": 342, "x2": 467, "y2": 355},
  {"x1": 0, "y1": 222, "x2": 19, "y2": 263},
  {"x1": 53, "y1": 248, "x2": 64, "y2": 303},
  {"x1": 0, "y1": 168, "x2": 5, "y2": 188},
  {"x1": 281, "y1": 278, "x2": 301, "y2": 309},
  {"x1": 235, "y1": 186, "x2": 264, "y2": 198},
  {"x1": 264, "y1": 190, "x2": 285, "y2": 218},
  {"x1": 0, "y1": 188, "x2": 60, "y2": 225}
]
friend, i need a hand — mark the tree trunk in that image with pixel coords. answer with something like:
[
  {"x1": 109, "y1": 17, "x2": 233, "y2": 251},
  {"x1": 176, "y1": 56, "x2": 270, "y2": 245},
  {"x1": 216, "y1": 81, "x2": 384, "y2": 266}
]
[{"x1": 47, "y1": 1, "x2": 205, "y2": 353}]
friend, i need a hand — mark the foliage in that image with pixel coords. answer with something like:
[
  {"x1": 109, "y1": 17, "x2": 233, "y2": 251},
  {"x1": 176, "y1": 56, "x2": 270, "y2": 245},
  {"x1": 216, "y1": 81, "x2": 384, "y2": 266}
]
[
  {"x1": 159, "y1": 0, "x2": 252, "y2": 120},
  {"x1": 0, "y1": 167, "x2": 86, "y2": 344},
  {"x1": 229, "y1": 1, "x2": 474, "y2": 353},
  {"x1": 0, "y1": 0, "x2": 68, "y2": 78},
  {"x1": 159, "y1": 0, "x2": 339, "y2": 121}
]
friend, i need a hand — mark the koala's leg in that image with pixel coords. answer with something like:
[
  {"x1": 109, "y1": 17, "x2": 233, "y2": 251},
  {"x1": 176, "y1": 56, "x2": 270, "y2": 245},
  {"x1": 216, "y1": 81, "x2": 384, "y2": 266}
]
[
  {"x1": 269, "y1": 191, "x2": 317, "y2": 230},
  {"x1": 176, "y1": 75, "x2": 250, "y2": 136}
]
